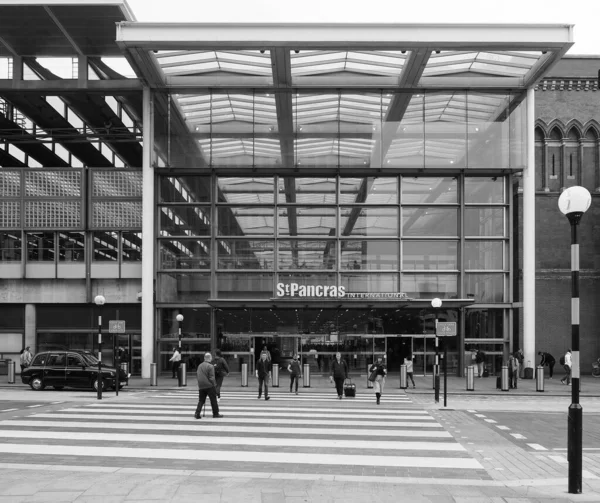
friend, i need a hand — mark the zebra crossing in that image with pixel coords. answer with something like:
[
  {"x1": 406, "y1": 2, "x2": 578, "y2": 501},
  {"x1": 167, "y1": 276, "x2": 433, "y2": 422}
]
[{"x1": 0, "y1": 388, "x2": 489, "y2": 480}]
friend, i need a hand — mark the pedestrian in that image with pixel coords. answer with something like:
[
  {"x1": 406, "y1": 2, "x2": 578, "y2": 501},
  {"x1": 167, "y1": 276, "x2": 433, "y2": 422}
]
[
  {"x1": 515, "y1": 349, "x2": 524, "y2": 378},
  {"x1": 194, "y1": 353, "x2": 223, "y2": 419},
  {"x1": 369, "y1": 355, "x2": 388, "y2": 404},
  {"x1": 404, "y1": 356, "x2": 415, "y2": 388},
  {"x1": 287, "y1": 354, "x2": 302, "y2": 395},
  {"x1": 169, "y1": 347, "x2": 181, "y2": 379},
  {"x1": 260, "y1": 345, "x2": 272, "y2": 362},
  {"x1": 508, "y1": 354, "x2": 519, "y2": 389},
  {"x1": 475, "y1": 349, "x2": 485, "y2": 377},
  {"x1": 329, "y1": 352, "x2": 348, "y2": 400},
  {"x1": 255, "y1": 351, "x2": 271, "y2": 400},
  {"x1": 212, "y1": 349, "x2": 229, "y2": 401},
  {"x1": 561, "y1": 349, "x2": 572, "y2": 385},
  {"x1": 538, "y1": 351, "x2": 556, "y2": 379},
  {"x1": 20, "y1": 346, "x2": 32, "y2": 373}
]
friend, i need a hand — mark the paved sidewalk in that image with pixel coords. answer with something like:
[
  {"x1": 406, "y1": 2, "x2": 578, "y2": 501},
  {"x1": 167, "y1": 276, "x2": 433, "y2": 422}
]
[{"x1": 4, "y1": 371, "x2": 600, "y2": 397}]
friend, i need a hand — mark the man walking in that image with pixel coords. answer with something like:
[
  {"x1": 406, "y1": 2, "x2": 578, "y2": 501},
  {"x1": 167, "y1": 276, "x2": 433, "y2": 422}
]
[
  {"x1": 475, "y1": 349, "x2": 485, "y2": 378},
  {"x1": 256, "y1": 351, "x2": 271, "y2": 400},
  {"x1": 538, "y1": 351, "x2": 556, "y2": 379},
  {"x1": 169, "y1": 347, "x2": 181, "y2": 379},
  {"x1": 561, "y1": 349, "x2": 572, "y2": 385},
  {"x1": 329, "y1": 352, "x2": 349, "y2": 399},
  {"x1": 287, "y1": 354, "x2": 302, "y2": 395},
  {"x1": 508, "y1": 354, "x2": 520, "y2": 389},
  {"x1": 212, "y1": 349, "x2": 229, "y2": 401},
  {"x1": 20, "y1": 346, "x2": 32, "y2": 372},
  {"x1": 194, "y1": 353, "x2": 223, "y2": 419}
]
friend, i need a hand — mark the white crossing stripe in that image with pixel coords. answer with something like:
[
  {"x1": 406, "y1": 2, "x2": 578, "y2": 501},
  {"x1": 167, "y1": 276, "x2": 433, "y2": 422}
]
[
  {"x1": 62, "y1": 407, "x2": 435, "y2": 421},
  {"x1": 26, "y1": 404, "x2": 43, "y2": 408},
  {"x1": 85, "y1": 403, "x2": 422, "y2": 415},
  {"x1": 0, "y1": 409, "x2": 18, "y2": 412},
  {"x1": 496, "y1": 425, "x2": 510, "y2": 431},
  {"x1": 0, "y1": 443, "x2": 483, "y2": 470},
  {"x1": 28, "y1": 413, "x2": 443, "y2": 428},
  {"x1": 483, "y1": 419, "x2": 497, "y2": 424},
  {"x1": 527, "y1": 443, "x2": 547, "y2": 451},
  {"x1": 549, "y1": 455, "x2": 568, "y2": 464},
  {"x1": 0, "y1": 420, "x2": 453, "y2": 438},
  {"x1": 510, "y1": 433, "x2": 527, "y2": 440},
  {"x1": 0, "y1": 430, "x2": 465, "y2": 452}
]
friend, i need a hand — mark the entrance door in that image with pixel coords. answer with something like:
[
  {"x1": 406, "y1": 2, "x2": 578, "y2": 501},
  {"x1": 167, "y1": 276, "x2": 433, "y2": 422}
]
[{"x1": 386, "y1": 337, "x2": 412, "y2": 371}]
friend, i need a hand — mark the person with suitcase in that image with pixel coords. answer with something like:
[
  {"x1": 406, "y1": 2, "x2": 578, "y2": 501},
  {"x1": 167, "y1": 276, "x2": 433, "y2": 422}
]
[
  {"x1": 369, "y1": 355, "x2": 388, "y2": 405},
  {"x1": 329, "y1": 352, "x2": 348, "y2": 400}
]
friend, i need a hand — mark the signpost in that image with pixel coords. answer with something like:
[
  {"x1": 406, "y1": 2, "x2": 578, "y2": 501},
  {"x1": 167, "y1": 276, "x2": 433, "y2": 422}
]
[
  {"x1": 436, "y1": 322, "x2": 456, "y2": 407},
  {"x1": 109, "y1": 321, "x2": 125, "y2": 396}
]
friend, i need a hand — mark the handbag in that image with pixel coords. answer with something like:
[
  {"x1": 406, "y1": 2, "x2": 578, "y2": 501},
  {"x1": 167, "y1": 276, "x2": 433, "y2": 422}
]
[{"x1": 368, "y1": 368, "x2": 378, "y2": 382}]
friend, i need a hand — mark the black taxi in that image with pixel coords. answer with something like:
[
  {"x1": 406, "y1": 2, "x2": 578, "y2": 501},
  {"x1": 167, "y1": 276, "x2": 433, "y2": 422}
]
[{"x1": 21, "y1": 350, "x2": 128, "y2": 391}]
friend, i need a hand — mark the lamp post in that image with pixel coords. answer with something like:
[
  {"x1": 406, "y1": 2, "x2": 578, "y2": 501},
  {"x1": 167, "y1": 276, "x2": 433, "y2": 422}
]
[
  {"x1": 94, "y1": 295, "x2": 106, "y2": 400},
  {"x1": 431, "y1": 298, "x2": 442, "y2": 404},
  {"x1": 558, "y1": 186, "x2": 591, "y2": 494},
  {"x1": 176, "y1": 313, "x2": 184, "y2": 386}
]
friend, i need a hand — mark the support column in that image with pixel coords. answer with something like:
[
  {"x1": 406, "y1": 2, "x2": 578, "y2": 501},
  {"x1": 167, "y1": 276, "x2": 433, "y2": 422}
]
[
  {"x1": 141, "y1": 87, "x2": 155, "y2": 379},
  {"x1": 522, "y1": 87, "x2": 536, "y2": 371},
  {"x1": 24, "y1": 304, "x2": 36, "y2": 354}
]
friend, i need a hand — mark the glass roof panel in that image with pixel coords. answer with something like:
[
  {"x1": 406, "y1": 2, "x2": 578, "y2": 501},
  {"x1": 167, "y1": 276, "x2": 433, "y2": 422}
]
[
  {"x1": 156, "y1": 50, "x2": 273, "y2": 79},
  {"x1": 291, "y1": 50, "x2": 406, "y2": 77},
  {"x1": 422, "y1": 50, "x2": 543, "y2": 78}
]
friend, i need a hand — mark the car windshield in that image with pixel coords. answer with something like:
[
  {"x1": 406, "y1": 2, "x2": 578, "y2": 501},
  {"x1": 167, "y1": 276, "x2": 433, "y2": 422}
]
[{"x1": 80, "y1": 352, "x2": 99, "y2": 365}]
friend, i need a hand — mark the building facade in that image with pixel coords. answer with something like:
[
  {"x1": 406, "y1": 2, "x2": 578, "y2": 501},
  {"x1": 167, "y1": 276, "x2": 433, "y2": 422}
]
[{"x1": 0, "y1": 1, "x2": 583, "y2": 380}]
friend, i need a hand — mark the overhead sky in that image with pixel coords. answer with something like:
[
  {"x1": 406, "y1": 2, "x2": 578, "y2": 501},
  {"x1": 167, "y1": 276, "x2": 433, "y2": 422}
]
[{"x1": 127, "y1": 0, "x2": 599, "y2": 56}]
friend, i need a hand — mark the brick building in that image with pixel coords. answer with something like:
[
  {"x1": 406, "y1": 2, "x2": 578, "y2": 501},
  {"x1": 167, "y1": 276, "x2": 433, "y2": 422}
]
[{"x1": 515, "y1": 56, "x2": 600, "y2": 371}]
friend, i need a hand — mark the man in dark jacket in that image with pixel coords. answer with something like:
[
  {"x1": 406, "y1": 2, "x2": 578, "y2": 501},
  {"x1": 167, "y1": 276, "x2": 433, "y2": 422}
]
[
  {"x1": 255, "y1": 351, "x2": 271, "y2": 400},
  {"x1": 194, "y1": 353, "x2": 223, "y2": 419},
  {"x1": 329, "y1": 352, "x2": 349, "y2": 399},
  {"x1": 213, "y1": 349, "x2": 230, "y2": 401},
  {"x1": 538, "y1": 351, "x2": 556, "y2": 379}
]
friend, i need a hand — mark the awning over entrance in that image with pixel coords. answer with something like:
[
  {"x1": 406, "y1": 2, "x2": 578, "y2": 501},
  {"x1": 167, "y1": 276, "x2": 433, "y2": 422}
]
[{"x1": 207, "y1": 298, "x2": 475, "y2": 309}]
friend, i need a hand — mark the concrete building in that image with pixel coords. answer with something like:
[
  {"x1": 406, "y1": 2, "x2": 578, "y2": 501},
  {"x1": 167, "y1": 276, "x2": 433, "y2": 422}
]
[{"x1": 1, "y1": 0, "x2": 591, "y2": 381}]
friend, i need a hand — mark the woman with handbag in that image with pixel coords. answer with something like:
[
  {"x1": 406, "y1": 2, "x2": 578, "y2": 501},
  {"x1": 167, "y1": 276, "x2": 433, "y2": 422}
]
[{"x1": 368, "y1": 355, "x2": 387, "y2": 405}]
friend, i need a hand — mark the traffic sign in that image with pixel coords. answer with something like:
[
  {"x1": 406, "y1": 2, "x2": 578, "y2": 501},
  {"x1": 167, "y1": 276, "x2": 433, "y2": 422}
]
[
  {"x1": 436, "y1": 322, "x2": 457, "y2": 336},
  {"x1": 109, "y1": 320, "x2": 126, "y2": 333}
]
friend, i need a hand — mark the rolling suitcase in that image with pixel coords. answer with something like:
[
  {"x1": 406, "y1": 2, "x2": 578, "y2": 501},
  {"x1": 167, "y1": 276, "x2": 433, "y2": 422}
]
[{"x1": 343, "y1": 378, "x2": 356, "y2": 397}]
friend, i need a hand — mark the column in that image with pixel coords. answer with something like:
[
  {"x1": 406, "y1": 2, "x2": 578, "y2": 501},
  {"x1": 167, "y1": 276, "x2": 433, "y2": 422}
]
[
  {"x1": 522, "y1": 87, "x2": 536, "y2": 370},
  {"x1": 141, "y1": 87, "x2": 155, "y2": 379},
  {"x1": 24, "y1": 304, "x2": 36, "y2": 353}
]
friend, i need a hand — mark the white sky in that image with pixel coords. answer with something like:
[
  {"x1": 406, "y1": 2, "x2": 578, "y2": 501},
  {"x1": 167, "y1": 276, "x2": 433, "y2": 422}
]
[{"x1": 127, "y1": 0, "x2": 599, "y2": 55}]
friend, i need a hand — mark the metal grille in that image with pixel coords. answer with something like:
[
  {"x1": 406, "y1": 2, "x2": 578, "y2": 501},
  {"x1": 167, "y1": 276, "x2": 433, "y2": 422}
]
[
  {"x1": 25, "y1": 170, "x2": 81, "y2": 197},
  {"x1": 0, "y1": 170, "x2": 21, "y2": 197},
  {"x1": 92, "y1": 201, "x2": 142, "y2": 228},
  {"x1": 25, "y1": 201, "x2": 81, "y2": 228},
  {"x1": 0, "y1": 200, "x2": 21, "y2": 228},
  {"x1": 92, "y1": 171, "x2": 142, "y2": 197}
]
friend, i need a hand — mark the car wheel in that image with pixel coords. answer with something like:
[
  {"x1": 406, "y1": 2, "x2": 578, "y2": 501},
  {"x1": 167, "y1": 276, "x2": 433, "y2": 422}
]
[
  {"x1": 53, "y1": 386, "x2": 64, "y2": 390},
  {"x1": 92, "y1": 378, "x2": 106, "y2": 391},
  {"x1": 30, "y1": 377, "x2": 45, "y2": 391}
]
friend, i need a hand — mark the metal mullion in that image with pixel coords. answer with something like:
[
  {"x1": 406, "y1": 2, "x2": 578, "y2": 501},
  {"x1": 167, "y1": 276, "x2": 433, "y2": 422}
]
[
  {"x1": 211, "y1": 173, "x2": 217, "y2": 299},
  {"x1": 459, "y1": 173, "x2": 465, "y2": 300}
]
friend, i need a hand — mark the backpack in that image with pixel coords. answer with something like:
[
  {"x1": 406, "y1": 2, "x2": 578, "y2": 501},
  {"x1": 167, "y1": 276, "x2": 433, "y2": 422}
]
[
  {"x1": 214, "y1": 358, "x2": 228, "y2": 377},
  {"x1": 559, "y1": 355, "x2": 565, "y2": 366}
]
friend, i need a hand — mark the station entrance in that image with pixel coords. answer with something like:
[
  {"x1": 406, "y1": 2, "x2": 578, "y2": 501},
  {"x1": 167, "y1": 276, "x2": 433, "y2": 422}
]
[{"x1": 215, "y1": 305, "x2": 459, "y2": 376}]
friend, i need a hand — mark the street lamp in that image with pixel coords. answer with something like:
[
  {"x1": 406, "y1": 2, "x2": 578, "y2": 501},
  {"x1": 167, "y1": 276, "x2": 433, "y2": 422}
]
[
  {"x1": 431, "y1": 298, "x2": 442, "y2": 404},
  {"x1": 558, "y1": 185, "x2": 591, "y2": 495},
  {"x1": 176, "y1": 314, "x2": 184, "y2": 351},
  {"x1": 94, "y1": 295, "x2": 106, "y2": 400}
]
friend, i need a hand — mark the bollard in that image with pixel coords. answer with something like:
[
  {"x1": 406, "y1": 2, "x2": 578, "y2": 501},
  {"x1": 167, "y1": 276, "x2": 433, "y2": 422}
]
[
  {"x1": 178, "y1": 362, "x2": 187, "y2": 387},
  {"x1": 303, "y1": 364, "x2": 310, "y2": 387},
  {"x1": 7, "y1": 361, "x2": 15, "y2": 384},
  {"x1": 120, "y1": 362, "x2": 129, "y2": 384},
  {"x1": 536, "y1": 365, "x2": 545, "y2": 392},
  {"x1": 466, "y1": 365, "x2": 475, "y2": 391},
  {"x1": 241, "y1": 362, "x2": 248, "y2": 387},
  {"x1": 432, "y1": 364, "x2": 439, "y2": 389},
  {"x1": 272, "y1": 365, "x2": 279, "y2": 387},
  {"x1": 400, "y1": 364, "x2": 407, "y2": 389},
  {"x1": 150, "y1": 363, "x2": 157, "y2": 386},
  {"x1": 501, "y1": 365, "x2": 509, "y2": 391}
]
